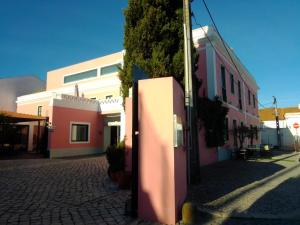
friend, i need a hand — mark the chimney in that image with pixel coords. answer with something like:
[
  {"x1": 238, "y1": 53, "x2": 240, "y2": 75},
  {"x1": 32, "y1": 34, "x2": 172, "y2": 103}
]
[{"x1": 74, "y1": 84, "x2": 79, "y2": 97}]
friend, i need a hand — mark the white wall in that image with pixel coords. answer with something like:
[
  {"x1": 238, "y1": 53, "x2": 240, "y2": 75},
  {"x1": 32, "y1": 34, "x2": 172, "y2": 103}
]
[
  {"x1": 262, "y1": 120, "x2": 287, "y2": 129},
  {"x1": 261, "y1": 114, "x2": 300, "y2": 149}
]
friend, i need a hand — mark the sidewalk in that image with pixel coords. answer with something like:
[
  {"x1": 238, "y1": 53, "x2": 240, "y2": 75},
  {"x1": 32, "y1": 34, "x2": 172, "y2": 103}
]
[{"x1": 188, "y1": 151, "x2": 300, "y2": 221}]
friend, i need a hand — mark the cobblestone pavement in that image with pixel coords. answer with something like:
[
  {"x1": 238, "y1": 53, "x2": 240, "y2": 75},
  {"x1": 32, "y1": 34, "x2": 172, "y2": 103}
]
[
  {"x1": 0, "y1": 155, "x2": 132, "y2": 225},
  {"x1": 133, "y1": 151, "x2": 300, "y2": 225},
  {"x1": 195, "y1": 212, "x2": 300, "y2": 225},
  {"x1": 189, "y1": 151, "x2": 300, "y2": 222}
]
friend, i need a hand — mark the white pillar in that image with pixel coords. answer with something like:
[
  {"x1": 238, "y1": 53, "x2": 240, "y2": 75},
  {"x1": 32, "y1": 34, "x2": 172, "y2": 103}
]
[
  {"x1": 27, "y1": 122, "x2": 36, "y2": 151},
  {"x1": 120, "y1": 110, "x2": 126, "y2": 141}
]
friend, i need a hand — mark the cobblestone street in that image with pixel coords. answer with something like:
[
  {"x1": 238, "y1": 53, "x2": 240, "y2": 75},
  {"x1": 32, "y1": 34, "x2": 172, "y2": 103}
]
[
  {"x1": 0, "y1": 155, "x2": 132, "y2": 225},
  {"x1": 189, "y1": 150, "x2": 300, "y2": 224},
  {"x1": 134, "y1": 151, "x2": 300, "y2": 225}
]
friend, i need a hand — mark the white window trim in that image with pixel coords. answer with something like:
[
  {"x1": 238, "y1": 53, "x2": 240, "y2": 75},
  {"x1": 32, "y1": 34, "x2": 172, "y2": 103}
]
[{"x1": 69, "y1": 121, "x2": 91, "y2": 144}]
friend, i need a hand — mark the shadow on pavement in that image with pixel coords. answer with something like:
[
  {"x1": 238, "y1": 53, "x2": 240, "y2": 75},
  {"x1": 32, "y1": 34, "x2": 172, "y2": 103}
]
[
  {"x1": 188, "y1": 159, "x2": 285, "y2": 205},
  {"x1": 247, "y1": 174, "x2": 300, "y2": 218},
  {"x1": 190, "y1": 151, "x2": 300, "y2": 225},
  {"x1": 0, "y1": 151, "x2": 45, "y2": 160},
  {"x1": 196, "y1": 210, "x2": 300, "y2": 225}
]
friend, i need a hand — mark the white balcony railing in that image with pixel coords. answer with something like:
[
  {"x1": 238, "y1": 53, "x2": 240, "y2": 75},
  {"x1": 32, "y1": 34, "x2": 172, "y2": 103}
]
[{"x1": 98, "y1": 97, "x2": 123, "y2": 114}]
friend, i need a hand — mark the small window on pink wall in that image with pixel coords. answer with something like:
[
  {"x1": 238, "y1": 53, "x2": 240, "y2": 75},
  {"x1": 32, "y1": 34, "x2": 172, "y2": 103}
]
[
  {"x1": 70, "y1": 122, "x2": 90, "y2": 144},
  {"x1": 37, "y1": 106, "x2": 42, "y2": 116}
]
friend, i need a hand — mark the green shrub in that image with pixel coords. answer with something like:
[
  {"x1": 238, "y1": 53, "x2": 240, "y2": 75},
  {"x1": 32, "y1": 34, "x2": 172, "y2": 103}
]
[
  {"x1": 197, "y1": 96, "x2": 229, "y2": 147},
  {"x1": 106, "y1": 140, "x2": 125, "y2": 173}
]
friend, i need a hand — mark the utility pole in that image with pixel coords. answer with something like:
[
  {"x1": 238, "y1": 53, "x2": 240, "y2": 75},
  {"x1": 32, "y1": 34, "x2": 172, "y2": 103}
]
[
  {"x1": 273, "y1": 96, "x2": 281, "y2": 148},
  {"x1": 183, "y1": 0, "x2": 200, "y2": 184}
]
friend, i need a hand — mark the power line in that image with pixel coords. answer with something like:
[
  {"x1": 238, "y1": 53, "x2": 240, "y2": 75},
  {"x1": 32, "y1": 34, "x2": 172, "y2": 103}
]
[
  {"x1": 191, "y1": 13, "x2": 217, "y2": 53},
  {"x1": 258, "y1": 102, "x2": 270, "y2": 109},
  {"x1": 201, "y1": 0, "x2": 248, "y2": 87},
  {"x1": 191, "y1": 14, "x2": 255, "y2": 103},
  {"x1": 199, "y1": 0, "x2": 267, "y2": 109},
  {"x1": 192, "y1": 14, "x2": 240, "y2": 88}
]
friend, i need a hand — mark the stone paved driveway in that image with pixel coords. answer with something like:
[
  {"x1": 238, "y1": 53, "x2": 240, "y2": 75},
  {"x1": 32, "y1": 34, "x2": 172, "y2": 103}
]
[
  {"x1": 0, "y1": 155, "x2": 132, "y2": 225},
  {"x1": 189, "y1": 151, "x2": 300, "y2": 223},
  {"x1": 134, "y1": 151, "x2": 300, "y2": 225}
]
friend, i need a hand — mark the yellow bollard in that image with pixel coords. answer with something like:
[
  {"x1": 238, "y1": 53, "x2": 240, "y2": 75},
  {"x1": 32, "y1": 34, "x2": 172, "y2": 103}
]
[{"x1": 182, "y1": 202, "x2": 196, "y2": 224}]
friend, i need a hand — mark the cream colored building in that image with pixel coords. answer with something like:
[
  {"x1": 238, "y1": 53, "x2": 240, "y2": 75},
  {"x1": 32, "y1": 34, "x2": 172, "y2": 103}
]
[{"x1": 17, "y1": 51, "x2": 125, "y2": 154}]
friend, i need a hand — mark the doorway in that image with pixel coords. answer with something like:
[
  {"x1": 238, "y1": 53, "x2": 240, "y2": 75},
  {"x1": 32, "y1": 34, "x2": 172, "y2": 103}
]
[
  {"x1": 103, "y1": 114, "x2": 121, "y2": 150},
  {"x1": 110, "y1": 126, "x2": 120, "y2": 146}
]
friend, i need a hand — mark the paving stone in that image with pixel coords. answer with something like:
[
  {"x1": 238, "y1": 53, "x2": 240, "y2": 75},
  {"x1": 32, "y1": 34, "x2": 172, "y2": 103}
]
[{"x1": 0, "y1": 156, "x2": 131, "y2": 225}]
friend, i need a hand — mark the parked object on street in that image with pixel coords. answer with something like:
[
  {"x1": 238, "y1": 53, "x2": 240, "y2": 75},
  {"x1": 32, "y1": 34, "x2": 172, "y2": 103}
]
[
  {"x1": 182, "y1": 202, "x2": 197, "y2": 224},
  {"x1": 260, "y1": 144, "x2": 272, "y2": 157}
]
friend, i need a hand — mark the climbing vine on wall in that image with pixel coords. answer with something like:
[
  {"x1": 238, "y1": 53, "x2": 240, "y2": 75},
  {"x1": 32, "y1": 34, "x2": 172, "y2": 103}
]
[{"x1": 197, "y1": 96, "x2": 229, "y2": 147}]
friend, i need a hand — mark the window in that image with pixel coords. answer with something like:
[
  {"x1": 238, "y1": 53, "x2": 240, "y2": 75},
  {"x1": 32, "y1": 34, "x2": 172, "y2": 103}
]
[
  {"x1": 71, "y1": 123, "x2": 90, "y2": 143},
  {"x1": 253, "y1": 94, "x2": 256, "y2": 108},
  {"x1": 64, "y1": 69, "x2": 97, "y2": 84},
  {"x1": 90, "y1": 97, "x2": 96, "y2": 100},
  {"x1": 37, "y1": 106, "x2": 42, "y2": 116},
  {"x1": 230, "y1": 74, "x2": 235, "y2": 94},
  {"x1": 106, "y1": 95, "x2": 113, "y2": 99},
  {"x1": 248, "y1": 89, "x2": 251, "y2": 105},
  {"x1": 238, "y1": 80, "x2": 242, "y2": 110},
  {"x1": 100, "y1": 63, "x2": 121, "y2": 75},
  {"x1": 221, "y1": 66, "x2": 227, "y2": 102}
]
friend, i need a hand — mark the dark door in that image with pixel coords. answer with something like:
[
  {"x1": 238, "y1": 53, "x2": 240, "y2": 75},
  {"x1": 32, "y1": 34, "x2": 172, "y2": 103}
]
[
  {"x1": 19, "y1": 125, "x2": 29, "y2": 151},
  {"x1": 110, "y1": 126, "x2": 118, "y2": 146}
]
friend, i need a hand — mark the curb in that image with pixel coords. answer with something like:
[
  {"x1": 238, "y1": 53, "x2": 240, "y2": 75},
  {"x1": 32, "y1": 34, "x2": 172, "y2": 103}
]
[
  {"x1": 197, "y1": 206, "x2": 300, "y2": 221},
  {"x1": 195, "y1": 160, "x2": 300, "y2": 221}
]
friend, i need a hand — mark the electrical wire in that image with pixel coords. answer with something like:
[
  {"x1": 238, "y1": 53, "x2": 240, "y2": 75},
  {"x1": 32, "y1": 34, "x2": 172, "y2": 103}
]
[
  {"x1": 198, "y1": 0, "x2": 269, "y2": 109},
  {"x1": 192, "y1": 14, "x2": 256, "y2": 105}
]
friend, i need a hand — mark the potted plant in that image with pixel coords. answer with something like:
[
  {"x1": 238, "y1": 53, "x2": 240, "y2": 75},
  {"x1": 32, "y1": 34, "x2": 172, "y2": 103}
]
[{"x1": 106, "y1": 141, "x2": 130, "y2": 189}]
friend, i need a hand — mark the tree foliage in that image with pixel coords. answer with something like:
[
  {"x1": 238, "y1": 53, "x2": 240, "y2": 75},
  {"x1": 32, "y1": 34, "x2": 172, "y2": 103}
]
[
  {"x1": 235, "y1": 125, "x2": 259, "y2": 148},
  {"x1": 120, "y1": 0, "x2": 184, "y2": 98},
  {"x1": 197, "y1": 97, "x2": 229, "y2": 147},
  {"x1": 0, "y1": 113, "x2": 16, "y2": 148}
]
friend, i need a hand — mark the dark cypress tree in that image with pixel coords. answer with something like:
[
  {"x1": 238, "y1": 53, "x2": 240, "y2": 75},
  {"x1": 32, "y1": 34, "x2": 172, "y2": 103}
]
[{"x1": 120, "y1": 0, "x2": 184, "y2": 98}]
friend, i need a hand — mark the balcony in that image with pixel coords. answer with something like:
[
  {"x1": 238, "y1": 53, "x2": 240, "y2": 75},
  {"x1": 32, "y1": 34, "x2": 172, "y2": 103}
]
[{"x1": 98, "y1": 97, "x2": 123, "y2": 114}]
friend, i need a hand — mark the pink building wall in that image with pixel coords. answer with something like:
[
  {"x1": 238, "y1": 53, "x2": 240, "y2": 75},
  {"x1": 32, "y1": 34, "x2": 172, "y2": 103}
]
[
  {"x1": 198, "y1": 128, "x2": 217, "y2": 166},
  {"x1": 172, "y1": 80, "x2": 187, "y2": 217},
  {"x1": 138, "y1": 77, "x2": 186, "y2": 225},
  {"x1": 197, "y1": 48, "x2": 208, "y2": 97},
  {"x1": 197, "y1": 44, "x2": 260, "y2": 166},
  {"x1": 125, "y1": 97, "x2": 132, "y2": 172},
  {"x1": 49, "y1": 106, "x2": 103, "y2": 158}
]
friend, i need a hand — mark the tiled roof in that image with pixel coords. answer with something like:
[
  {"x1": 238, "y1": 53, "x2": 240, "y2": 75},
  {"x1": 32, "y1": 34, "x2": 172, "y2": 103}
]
[{"x1": 259, "y1": 107, "x2": 300, "y2": 121}]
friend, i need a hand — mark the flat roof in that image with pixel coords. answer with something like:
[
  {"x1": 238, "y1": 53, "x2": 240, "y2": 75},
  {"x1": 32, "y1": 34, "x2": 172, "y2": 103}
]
[{"x1": 0, "y1": 110, "x2": 47, "y2": 123}]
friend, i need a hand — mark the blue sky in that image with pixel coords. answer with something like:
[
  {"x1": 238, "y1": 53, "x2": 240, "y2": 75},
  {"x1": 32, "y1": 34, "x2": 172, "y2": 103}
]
[{"x1": 0, "y1": 0, "x2": 299, "y2": 108}]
